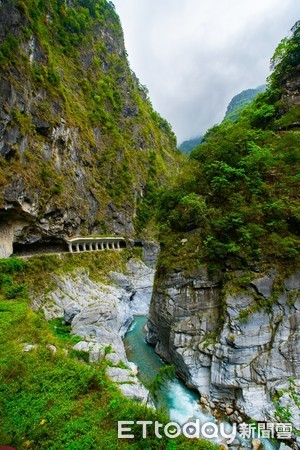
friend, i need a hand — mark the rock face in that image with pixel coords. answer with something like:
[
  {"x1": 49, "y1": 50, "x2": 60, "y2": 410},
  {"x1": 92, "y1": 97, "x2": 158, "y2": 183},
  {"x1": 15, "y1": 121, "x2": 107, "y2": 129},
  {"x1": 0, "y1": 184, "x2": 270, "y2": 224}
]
[
  {"x1": 0, "y1": 0, "x2": 177, "y2": 257},
  {"x1": 33, "y1": 257, "x2": 156, "y2": 403},
  {"x1": 283, "y1": 68, "x2": 300, "y2": 107},
  {"x1": 147, "y1": 267, "x2": 300, "y2": 430},
  {"x1": 141, "y1": 241, "x2": 160, "y2": 269}
]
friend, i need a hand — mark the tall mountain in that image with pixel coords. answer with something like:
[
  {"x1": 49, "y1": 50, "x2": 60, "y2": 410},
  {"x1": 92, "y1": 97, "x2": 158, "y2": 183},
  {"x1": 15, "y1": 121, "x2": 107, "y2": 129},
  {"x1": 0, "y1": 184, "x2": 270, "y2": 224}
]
[
  {"x1": 223, "y1": 85, "x2": 266, "y2": 121},
  {"x1": 0, "y1": 0, "x2": 178, "y2": 257},
  {"x1": 178, "y1": 135, "x2": 203, "y2": 154},
  {"x1": 178, "y1": 86, "x2": 266, "y2": 156}
]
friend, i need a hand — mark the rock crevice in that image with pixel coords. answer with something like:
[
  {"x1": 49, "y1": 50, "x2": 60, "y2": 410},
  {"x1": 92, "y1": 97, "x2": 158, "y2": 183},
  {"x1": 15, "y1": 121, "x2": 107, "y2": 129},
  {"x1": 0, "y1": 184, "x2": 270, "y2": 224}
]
[
  {"x1": 147, "y1": 267, "x2": 300, "y2": 435},
  {"x1": 33, "y1": 255, "x2": 157, "y2": 403}
]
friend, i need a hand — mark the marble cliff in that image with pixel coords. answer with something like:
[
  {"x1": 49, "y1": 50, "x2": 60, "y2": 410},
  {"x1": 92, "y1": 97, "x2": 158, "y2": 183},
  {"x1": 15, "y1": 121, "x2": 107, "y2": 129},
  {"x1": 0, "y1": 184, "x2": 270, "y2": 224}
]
[{"x1": 147, "y1": 264, "x2": 300, "y2": 441}]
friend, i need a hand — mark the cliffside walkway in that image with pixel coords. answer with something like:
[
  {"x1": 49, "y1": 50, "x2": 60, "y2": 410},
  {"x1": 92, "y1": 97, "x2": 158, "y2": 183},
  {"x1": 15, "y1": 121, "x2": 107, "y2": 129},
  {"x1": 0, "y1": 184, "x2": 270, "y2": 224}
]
[
  {"x1": 11, "y1": 237, "x2": 126, "y2": 259},
  {"x1": 65, "y1": 237, "x2": 126, "y2": 253}
]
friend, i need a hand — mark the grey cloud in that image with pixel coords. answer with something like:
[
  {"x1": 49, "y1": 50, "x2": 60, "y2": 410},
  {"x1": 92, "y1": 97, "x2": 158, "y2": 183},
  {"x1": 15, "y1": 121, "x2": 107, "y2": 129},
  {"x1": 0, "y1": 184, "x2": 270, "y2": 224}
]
[{"x1": 113, "y1": 0, "x2": 299, "y2": 143}]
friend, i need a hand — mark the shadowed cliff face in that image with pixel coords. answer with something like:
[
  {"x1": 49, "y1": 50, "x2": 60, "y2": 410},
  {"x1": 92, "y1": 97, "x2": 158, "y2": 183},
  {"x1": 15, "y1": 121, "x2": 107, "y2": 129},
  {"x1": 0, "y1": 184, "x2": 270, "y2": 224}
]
[
  {"x1": 283, "y1": 68, "x2": 300, "y2": 107},
  {"x1": 0, "y1": 0, "x2": 177, "y2": 256}
]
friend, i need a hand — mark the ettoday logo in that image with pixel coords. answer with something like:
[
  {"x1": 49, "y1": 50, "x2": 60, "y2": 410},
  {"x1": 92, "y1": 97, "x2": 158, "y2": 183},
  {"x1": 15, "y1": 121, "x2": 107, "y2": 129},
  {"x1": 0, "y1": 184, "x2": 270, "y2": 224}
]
[
  {"x1": 118, "y1": 420, "x2": 237, "y2": 442},
  {"x1": 118, "y1": 420, "x2": 293, "y2": 442}
]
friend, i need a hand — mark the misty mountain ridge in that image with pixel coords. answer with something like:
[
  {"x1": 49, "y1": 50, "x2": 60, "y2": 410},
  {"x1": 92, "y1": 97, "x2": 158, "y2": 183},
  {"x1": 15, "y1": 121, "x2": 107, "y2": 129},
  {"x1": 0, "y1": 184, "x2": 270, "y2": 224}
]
[
  {"x1": 224, "y1": 84, "x2": 266, "y2": 121},
  {"x1": 178, "y1": 85, "x2": 266, "y2": 154},
  {"x1": 178, "y1": 135, "x2": 203, "y2": 154}
]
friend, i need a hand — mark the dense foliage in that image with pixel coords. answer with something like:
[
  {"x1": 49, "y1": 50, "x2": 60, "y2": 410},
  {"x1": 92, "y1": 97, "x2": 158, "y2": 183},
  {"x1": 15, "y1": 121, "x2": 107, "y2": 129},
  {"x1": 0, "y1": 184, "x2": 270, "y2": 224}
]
[
  {"x1": 138, "y1": 22, "x2": 300, "y2": 275},
  {"x1": 156, "y1": 99, "x2": 300, "y2": 272},
  {"x1": 270, "y1": 20, "x2": 300, "y2": 87}
]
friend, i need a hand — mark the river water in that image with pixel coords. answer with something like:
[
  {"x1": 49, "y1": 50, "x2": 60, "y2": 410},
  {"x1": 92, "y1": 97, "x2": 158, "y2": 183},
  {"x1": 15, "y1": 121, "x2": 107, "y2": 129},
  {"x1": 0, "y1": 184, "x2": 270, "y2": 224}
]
[
  {"x1": 123, "y1": 315, "x2": 279, "y2": 449},
  {"x1": 124, "y1": 316, "x2": 210, "y2": 425}
]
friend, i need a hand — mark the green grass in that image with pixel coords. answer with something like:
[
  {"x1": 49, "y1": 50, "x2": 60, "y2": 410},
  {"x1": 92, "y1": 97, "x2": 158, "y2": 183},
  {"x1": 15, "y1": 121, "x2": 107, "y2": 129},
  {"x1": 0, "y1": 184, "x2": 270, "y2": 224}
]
[{"x1": 0, "y1": 256, "x2": 218, "y2": 450}]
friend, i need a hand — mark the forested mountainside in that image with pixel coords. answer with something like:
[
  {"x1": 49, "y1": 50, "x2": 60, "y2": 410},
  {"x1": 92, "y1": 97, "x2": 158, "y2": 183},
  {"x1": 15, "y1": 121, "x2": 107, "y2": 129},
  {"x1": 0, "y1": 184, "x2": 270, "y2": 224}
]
[
  {"x1": 223, "y1": 85, "x2": 266, "y2": 122},
  {"x1": 147, "y1": 21, "x2": 300, "y2": 442},
  {"x1": 148, "y1": 20, "x2": 300, "y2": 274},
  {"x1": 179, "y1": 136, "x2": 203, "y2": 154},
  {"x1": 0, "y1": 0, "x2": 179, "y2": 257}
]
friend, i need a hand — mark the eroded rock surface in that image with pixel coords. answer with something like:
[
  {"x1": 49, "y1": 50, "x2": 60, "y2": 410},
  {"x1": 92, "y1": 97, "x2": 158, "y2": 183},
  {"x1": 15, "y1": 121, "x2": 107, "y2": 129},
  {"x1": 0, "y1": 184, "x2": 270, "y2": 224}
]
[
  {"x1": 147, "y1": 267, "x2": 300, "y2": 432},
  {"x1": 33, "y1": 257, "x2": 156, "y2": 403}
]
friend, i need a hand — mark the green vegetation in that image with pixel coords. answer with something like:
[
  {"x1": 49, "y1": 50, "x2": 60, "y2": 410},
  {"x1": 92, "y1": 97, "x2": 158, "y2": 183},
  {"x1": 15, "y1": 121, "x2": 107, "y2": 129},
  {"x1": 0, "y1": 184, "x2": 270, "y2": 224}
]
[
  {"x1": 0, "y1": 33, "x2": 19, "y2": 66},
  {"x1": 48, "y1": 318, "x2": 82, "y2": 346},
  {"x1": 141, "y1": 22, "x2": 300, "y2": 279},
  {"x1": 0, "y1": 257, "x2": 27, "y2": 299},
  {"x1": 149, "y1": 366, "x2": 176, "y2": 401},
  {"x1": 273, "y1": 379, "x2": 300, "y2": 424},
  {"x1": 270, "y1": 20, "x2": 300, "y2": 88},
  {"x1": 223, "y1": 85, "x2": 266, "y2": 122},
  {"x1": 0, "y1": 0, "x2": 179, "y2": 230},
  {"x1": 0, "y1": 256, "x2": 217, "y2": 450},
  {"x1": 1, "y1": 247, "x2": 144, "y2": 295}
]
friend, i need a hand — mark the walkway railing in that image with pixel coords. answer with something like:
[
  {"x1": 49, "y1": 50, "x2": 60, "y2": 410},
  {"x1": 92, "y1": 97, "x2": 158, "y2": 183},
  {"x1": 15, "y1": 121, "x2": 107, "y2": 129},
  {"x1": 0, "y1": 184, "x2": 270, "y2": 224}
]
[{"x1": 65, "y1": 237, "x2": 126, "y2": 253}]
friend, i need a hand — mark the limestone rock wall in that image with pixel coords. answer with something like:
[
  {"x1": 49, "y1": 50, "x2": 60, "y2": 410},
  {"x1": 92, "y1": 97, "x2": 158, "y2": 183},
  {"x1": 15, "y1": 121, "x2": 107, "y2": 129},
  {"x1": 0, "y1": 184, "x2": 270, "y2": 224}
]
[
  {"x1": 32, "y1": 257, "x2": 156, "y2": 403},
  {"x1": 0, "y1": 1, "x2": 177, "y2": 256},
  {"x1": 283, "y1": 66, "x2": 300, "y2": 107},
  {"x1": 147, "y1": 267, "x2": 300, "y2": 433}
]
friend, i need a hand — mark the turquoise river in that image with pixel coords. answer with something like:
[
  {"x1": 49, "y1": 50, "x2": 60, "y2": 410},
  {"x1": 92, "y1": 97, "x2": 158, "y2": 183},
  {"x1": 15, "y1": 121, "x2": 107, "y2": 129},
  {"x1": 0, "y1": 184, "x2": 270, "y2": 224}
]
[{"x1": 123, "y1": 316, "x2": 279, "y2": 449}]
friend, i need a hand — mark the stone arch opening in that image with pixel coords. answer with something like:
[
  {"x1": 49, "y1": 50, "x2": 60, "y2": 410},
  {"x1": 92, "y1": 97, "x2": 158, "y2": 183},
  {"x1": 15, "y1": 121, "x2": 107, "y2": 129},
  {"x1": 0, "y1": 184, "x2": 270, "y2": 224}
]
[
  {"x1": 119, "y1": 240, "x2": 126, "y2": 249},
  {"x1": 65, "y1": 237, "x2": 126, "y2": 254},
  {"x1": 13, "y1": 239, "x2": 68, "y2": 256}
]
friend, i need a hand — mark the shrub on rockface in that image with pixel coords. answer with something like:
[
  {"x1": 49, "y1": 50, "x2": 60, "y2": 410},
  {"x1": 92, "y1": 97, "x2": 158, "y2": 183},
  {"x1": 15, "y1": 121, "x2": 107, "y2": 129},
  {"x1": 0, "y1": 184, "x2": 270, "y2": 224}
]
[{"x1": 269, "y1": 20, "x2": 300, "y2": 88}]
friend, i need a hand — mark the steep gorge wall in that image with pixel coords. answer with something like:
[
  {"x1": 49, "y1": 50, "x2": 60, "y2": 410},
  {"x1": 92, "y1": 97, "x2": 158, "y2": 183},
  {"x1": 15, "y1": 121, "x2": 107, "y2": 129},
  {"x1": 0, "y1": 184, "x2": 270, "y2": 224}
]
[
  {"x1": 147, "y1": 266, "x2": 300, "y2": 435},
  {"x1": 0, "y1": 0, "x2": 178, "y2": 256}
]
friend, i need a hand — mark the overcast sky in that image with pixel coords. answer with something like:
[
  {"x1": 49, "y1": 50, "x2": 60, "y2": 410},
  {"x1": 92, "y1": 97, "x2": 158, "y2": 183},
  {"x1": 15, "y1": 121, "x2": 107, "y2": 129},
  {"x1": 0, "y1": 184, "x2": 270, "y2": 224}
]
[{"x1": 112, "y1": 0, "x2": 299, "y2": 144}]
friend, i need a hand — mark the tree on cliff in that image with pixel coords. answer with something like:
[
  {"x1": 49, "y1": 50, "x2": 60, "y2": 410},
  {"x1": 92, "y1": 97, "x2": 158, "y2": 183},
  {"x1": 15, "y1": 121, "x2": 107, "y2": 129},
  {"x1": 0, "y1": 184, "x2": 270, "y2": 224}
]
[{"x1": 270, "y1": 20, "x2": 300, "y2": 86}]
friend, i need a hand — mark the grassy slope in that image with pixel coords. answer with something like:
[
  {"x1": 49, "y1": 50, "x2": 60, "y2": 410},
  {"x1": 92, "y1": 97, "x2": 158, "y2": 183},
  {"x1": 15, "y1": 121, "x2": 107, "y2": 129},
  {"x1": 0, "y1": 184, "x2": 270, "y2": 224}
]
[{"x1": 0, "y1": 255, "x2": 218, "y2": 450}]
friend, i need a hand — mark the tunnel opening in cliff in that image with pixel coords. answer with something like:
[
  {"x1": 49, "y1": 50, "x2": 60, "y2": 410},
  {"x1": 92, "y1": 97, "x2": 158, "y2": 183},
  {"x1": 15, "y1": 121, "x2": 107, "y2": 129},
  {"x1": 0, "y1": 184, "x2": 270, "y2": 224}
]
[{"x1": 13, "y1": 239, "x2": 69, "y2": 256}]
